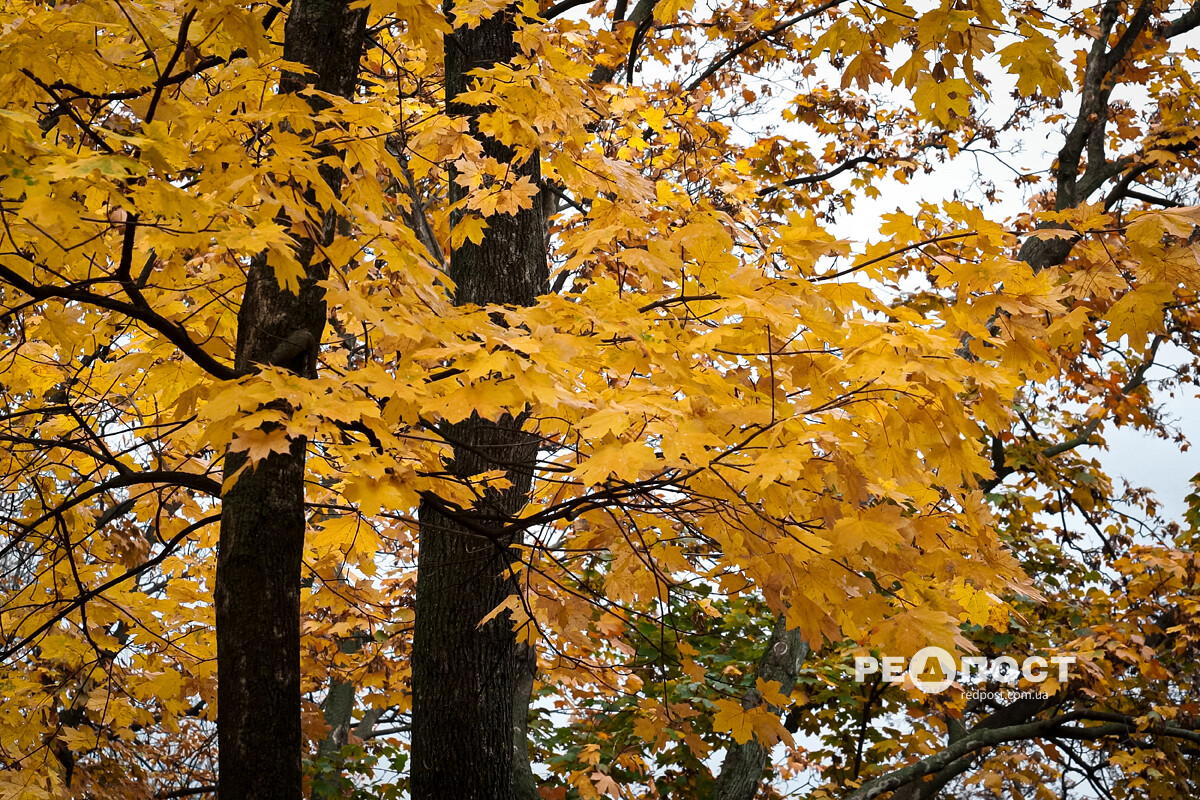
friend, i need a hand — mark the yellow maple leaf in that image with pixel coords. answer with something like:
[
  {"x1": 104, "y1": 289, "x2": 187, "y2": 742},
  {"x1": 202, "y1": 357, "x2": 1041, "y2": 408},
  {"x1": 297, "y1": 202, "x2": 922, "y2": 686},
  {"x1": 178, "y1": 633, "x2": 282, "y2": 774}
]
[
  {"x1": 228, "y1": 428, "x2": 294, "y2": 463},
  {"x1": 755, "y1": 678, "x2": 792, "y2": 710},
  {"x1": 1104, "y1": 283, "x2": 1174, "y2": 353},
  {"x1": 712, "y1": 699, "x2": 755, "y2": 745}
]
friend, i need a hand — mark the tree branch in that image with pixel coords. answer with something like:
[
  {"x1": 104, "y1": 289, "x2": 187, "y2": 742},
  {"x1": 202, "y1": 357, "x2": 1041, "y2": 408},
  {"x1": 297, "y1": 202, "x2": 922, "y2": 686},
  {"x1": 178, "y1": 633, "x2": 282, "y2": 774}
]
[
  {"x1": 758, "y1": 155, "x2": 879, "y2": 195},
  {"x1": 542, "y1": 0, "x2": 601, "y2": 20},
  {"x1": 1114, "y1": 188, "x2": 1184, "y2": 208},
  {"x1": 588, "y1": 0, "x2": 656, "y2": 83},
  {"x1": 155, "y1": 785, "x2": 218, "y2": 799},
  {"x1": 849, "y1": 706, "x2": 1200, "y2": 800},
  {"x1": 1165, "y1": 1, "x2": 1200, "y2": 38},
  {"x1": 1, "y1": 470, "x2": 223, "y2": 559},
  {"x1": 982, "y1": 335, "x2": 1164, "y2": 491},
  {"x1": 685, "y1": 0, "x2": 845, "y2": 92},
  {"x1": 0, "y1": 514, "x2": 220, "y2": 662},
  {"x1": 0, "y1": 262, "x2": 242, "y2": 381}
]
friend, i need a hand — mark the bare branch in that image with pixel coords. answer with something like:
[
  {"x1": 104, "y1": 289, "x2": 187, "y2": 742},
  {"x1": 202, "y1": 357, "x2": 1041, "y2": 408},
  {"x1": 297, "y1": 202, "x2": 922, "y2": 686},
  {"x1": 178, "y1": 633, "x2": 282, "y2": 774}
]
[{"x1": 685, "y1": 0, "x2": 845, "y2": 92}]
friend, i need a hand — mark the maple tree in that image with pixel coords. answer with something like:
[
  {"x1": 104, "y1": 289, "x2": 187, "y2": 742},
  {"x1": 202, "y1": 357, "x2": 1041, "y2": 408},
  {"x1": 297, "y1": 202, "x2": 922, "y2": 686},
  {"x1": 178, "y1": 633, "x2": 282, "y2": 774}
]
[{"x1": 1, "y1": 0, "x2": 1199, "y2": 799}]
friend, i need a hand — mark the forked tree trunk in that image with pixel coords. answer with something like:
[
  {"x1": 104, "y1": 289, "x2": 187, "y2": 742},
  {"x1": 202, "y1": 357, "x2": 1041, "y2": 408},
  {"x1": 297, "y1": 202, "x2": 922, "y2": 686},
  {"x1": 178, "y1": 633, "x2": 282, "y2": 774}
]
[
  {"x1": 409, "y1": 4, "x2": 548, "y2": 798},
  {"x1": 215, "y1": 2, "x2": 366, "y2": 797}
]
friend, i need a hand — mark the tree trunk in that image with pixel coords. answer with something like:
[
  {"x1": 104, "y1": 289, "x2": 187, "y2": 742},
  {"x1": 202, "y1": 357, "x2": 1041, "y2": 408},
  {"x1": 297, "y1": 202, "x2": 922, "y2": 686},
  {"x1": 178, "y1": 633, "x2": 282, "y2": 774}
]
[
  {"x1": 711, "y1": 617, "x2": 809, "y2": 800},
  {"x1": 214, "y1": 3, "x2": 366, "y2": 797},
  {"x1": 409, "y1": 4, "x2": 548, "y2": 798}
]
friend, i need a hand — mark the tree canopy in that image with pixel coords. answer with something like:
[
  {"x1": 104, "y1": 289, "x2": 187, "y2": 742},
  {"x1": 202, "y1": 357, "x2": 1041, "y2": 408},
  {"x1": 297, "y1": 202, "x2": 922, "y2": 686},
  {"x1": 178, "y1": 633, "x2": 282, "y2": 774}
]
[{"x1": 1, "y1": 0, "x2": 1199, "y2": 798}]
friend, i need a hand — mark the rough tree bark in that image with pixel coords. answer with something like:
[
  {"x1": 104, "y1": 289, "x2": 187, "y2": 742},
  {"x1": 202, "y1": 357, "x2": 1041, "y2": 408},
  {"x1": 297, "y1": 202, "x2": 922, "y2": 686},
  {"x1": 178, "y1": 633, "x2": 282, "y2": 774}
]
[
  {"x1": 214, "y1": 2, "x2": 367, "y2": 797},
  {"x1": 409, "y1": 3, "x2": 548, "y2": 798},
  {"x1": 711, "y1": 617, "x2": 809, "y2": 800}
]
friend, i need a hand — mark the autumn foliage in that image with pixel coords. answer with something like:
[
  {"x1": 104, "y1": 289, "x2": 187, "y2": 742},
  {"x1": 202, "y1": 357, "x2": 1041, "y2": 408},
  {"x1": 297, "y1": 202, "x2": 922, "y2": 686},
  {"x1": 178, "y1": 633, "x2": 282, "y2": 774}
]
[{"x1": 1, "y1": 0, "x2": 1200, "y2": 798}]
